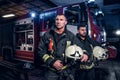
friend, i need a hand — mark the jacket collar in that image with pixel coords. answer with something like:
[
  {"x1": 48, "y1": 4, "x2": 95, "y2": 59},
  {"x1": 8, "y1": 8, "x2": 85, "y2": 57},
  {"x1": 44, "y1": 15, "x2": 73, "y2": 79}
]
[{"x1": 50, "y1": 27, "x2": 68, "y2": 37}]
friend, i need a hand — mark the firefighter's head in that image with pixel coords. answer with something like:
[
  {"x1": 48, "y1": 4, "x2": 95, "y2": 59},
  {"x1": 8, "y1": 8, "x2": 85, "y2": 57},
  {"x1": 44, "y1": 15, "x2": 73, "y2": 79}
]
[
  {"x1": 77, "y1": 23, "x2": 87, "y2": 38},
  {"x1": 55, "y1": 14, "x2": 67, "y2": 30}
]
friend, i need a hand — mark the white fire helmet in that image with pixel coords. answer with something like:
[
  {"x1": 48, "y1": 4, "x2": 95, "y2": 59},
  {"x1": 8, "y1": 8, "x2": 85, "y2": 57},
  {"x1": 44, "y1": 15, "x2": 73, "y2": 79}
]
[
  {"x1": 65, "y1": 45, "x2": 83, "y2": 60},
  {"x1": 93, "y1": 46, "x2": 108, "y2": 60}
]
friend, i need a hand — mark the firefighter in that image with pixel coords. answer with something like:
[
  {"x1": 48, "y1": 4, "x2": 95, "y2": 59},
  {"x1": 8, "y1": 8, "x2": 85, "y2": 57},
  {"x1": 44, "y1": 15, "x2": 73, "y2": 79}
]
[
  {"x1": 75, "y1": 23, "x2": 101, "y2": 80},
  {"x1": 38, "y1": 14, "x2": 86, "y2": 80}
]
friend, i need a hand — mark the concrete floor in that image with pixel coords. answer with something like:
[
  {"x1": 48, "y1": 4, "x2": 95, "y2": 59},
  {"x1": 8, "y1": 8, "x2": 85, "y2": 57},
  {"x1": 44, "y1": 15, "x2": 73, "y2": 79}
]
[
  {"x1": 95, "y1": 59, "x2": 120, "y2": 80},
  {"x1": 0, "y1": 59, "x2": 120, "y2": 80}
]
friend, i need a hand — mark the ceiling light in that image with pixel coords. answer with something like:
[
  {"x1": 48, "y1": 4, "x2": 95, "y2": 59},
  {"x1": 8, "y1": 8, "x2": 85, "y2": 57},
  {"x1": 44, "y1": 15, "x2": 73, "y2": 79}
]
[
  {"x1": 30, "y1": 12, "x2": 36, "y2": 18},
  {"x1": 2, "y1": 14, "x2": 15, "y2": 18},
  {"x1": 88, "y1": 0, "x2": 95, "y2": 3}
]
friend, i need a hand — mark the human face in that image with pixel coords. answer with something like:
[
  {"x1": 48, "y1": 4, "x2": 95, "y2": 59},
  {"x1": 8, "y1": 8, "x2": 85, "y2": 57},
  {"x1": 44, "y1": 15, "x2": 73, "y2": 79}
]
[
  {"x1": 78, "y1": 27, "x2": 87, "y2": 37},
  {"x1": 55, "y1": 15, "x2": 67, "y2": 29}
]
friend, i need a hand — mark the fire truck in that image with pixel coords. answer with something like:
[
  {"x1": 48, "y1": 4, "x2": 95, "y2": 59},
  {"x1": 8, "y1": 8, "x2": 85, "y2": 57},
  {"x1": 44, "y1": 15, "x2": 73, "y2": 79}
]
[
  {"x1": 14, "y1": 16, "x2": 39, "y2": 63},
  {"x1": 39, "y1": 2, "x2": 106, "y2": 43}
]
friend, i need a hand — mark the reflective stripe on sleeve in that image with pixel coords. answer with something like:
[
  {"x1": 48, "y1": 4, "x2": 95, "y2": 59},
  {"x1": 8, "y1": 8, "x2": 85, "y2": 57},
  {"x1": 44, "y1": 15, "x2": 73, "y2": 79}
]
[
  {"x1": 42, "y1": 54, "x2": 54, "y2": 62},
  {"x1": 83, "y1": 50, "x2": 87, "y2": 53},
  {"x1": 42, "y1": 54, "x2": 50, "y2": 62}
]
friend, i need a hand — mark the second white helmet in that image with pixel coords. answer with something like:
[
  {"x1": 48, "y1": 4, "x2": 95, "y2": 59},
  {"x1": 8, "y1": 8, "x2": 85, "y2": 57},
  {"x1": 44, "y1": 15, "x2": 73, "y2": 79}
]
[{"x1": 93, "y1": 46, "x2": 108, "y2": 60}]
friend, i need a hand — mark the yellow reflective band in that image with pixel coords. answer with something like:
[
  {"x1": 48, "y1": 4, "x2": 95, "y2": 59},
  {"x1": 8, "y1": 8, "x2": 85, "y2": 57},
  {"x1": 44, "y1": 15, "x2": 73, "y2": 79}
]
[
  {"x1": 42, "y1": 54, "x2": 50, "y2": 62},
  {"x1": 66, "y1": 41, "x2": 71, "y2": 48},
  {"x1": 83, "y1": 50, "x2": 87, "y2": 53},
  {"x1": 80, "y1": 62, "x2": 94, "y2": 69},
  {"x1": 90, "y1": 44, "x2": 93, "y2": 49},
  {"x1": 61, "y1": 65, "x2": 68, "y2": 70},
  {"x1": 62, "y1": 53, "x2": 64, "y2": 57},
  {"x1": 49, "y1": 55, "x2": 54, "y2": 59}
]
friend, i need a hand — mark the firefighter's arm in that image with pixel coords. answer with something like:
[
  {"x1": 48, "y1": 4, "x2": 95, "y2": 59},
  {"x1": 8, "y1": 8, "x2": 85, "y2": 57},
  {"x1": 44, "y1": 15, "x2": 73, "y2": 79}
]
[
  {"x1": 38, "y1": 33, "x2": 55, "y2": 67},
  {"x1": 72, "y1": 36, "x2": 89, "y2": 62},
  {"x1": 74, "y1": 37, "x2": 89, "y2": 61}
]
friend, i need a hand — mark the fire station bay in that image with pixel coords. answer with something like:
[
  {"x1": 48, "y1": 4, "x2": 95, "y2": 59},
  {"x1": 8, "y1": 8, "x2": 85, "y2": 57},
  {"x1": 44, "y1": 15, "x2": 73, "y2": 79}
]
[{"x1": 0, "y1": 0, "x2": 120, "y2": 80}]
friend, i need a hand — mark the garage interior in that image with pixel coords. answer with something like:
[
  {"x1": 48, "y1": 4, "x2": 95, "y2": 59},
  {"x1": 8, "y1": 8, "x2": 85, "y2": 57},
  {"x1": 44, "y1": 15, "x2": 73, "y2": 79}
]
[{"x1": 0, "y1": 0, "x2": 120, "y2": 80}]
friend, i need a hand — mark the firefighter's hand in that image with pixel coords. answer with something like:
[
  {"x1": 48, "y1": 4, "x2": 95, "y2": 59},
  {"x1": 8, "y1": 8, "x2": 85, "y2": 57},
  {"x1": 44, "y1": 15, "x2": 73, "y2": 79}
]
[
  {"x1": 53, "y1": 60, "x2": 63, "y2": 70},
  {"x1": 81, "y1": 54, "x2": 88, "y2": 62}
]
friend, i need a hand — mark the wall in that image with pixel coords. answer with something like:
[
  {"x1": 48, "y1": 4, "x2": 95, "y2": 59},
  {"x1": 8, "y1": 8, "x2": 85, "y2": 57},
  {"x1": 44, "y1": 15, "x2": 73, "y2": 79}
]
[
  {"x1": 104, "y1": 11, "x2": 120, "y2": 41},
  {"x1": 0, "y1": 22, "x2": 14, "y2": 56}
]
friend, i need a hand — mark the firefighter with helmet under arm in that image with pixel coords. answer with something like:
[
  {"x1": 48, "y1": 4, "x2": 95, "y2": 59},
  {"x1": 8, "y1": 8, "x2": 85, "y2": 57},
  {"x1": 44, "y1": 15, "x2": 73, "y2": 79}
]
[
  {"x1": 75, "y1": 22, "x2": 101, "y2": 80},
  {"x1": 38, "y1": 14, "x2": 88, "y2": 80}
]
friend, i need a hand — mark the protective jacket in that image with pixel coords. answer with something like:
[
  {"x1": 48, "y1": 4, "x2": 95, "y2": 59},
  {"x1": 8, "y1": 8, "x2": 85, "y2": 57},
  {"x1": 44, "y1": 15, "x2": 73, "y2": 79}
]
[
  {"x1": 76, "y1": 34, "x2": 100, "y2": 69},
  {"x1": 38, "y1": 29, "x2": 84, "y2": 70}
]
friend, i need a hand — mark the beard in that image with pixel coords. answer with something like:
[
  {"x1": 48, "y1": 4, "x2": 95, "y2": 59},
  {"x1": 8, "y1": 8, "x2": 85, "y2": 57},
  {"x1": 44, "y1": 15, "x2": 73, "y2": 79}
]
[{"x1": 80, "y1": 33, "x2": 86, "y2": 38}]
